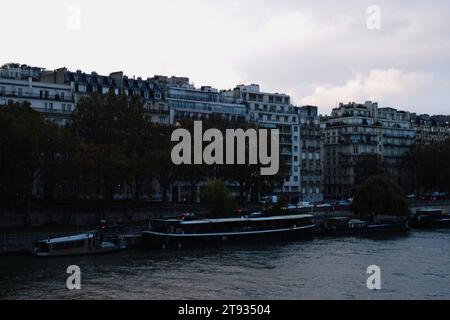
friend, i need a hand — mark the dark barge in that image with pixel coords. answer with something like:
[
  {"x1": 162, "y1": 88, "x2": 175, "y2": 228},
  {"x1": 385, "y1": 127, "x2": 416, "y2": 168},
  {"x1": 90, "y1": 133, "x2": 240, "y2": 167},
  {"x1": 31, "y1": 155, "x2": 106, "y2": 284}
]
[
  {"x1": 320, "y1": 216, "x2": 410, "y2": 236},
  {"x1": 141, "y1": 214, "x2": 315, "y2": 249},
  {"x1": 411, "y1": 209, "x2": 450, "y2": 229}
]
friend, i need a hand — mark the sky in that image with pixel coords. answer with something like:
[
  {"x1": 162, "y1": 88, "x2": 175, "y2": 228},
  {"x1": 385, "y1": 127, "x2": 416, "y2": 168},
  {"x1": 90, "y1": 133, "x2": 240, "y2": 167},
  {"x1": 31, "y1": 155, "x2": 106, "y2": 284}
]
[{"x1": 1, "y1": 0, "x2": 450, "y2": 115}]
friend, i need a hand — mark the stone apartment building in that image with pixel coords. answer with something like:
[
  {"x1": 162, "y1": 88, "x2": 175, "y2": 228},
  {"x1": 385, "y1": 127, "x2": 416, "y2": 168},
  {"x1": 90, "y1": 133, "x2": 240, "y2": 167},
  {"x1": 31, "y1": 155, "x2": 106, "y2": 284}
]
[
  {"x1": 323, "y1": 101, "x2": 415, "y2": 199},
  {"x1": 297, "y1": 106, "x2": 324, "y2": 203}
]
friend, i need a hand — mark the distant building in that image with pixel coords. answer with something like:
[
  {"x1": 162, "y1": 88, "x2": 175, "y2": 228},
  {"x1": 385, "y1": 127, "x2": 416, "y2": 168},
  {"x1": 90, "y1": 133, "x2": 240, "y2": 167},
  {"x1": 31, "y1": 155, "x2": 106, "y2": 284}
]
[
  {"x1": 323, "y1": 101, "x2": 415, "y2": 198},
  {"x1": 40, "y1": 68, "x2": 170, "y2": 125},
  {"x1": 297, "y1": 106, "x2": 324, "y2": 203},
  {"x1": 222, "y1": 84, "x2": 300, "y2": 198},
  {"x1": 411, "y1": 113, "x2": 450, "y2": 144},
  {"x1": 0, "y1": 63, "x2": 46, "y2": 80},
  {"x1": 0, "y1": 64, "x2": 75, "y2": 127},
  {"x1": 150, "y1": 76, "x2": 248, "y2": 125}
]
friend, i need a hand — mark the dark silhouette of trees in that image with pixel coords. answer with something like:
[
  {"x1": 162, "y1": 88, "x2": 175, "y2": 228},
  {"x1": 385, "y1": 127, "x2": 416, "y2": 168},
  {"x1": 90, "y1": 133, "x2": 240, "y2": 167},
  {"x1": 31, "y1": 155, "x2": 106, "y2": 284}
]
[
  {"x1": 201, "y1": 180, "x2": 237, "y2": 216},
  {"x1": 353, "y1": 174, "x2": 411, "y2": 218},
  {"x1": 411, "y1": 140, "x2": 450, "y2": 194},
  {"x1": 0, "y1": 103, "x2": 63, "y2": 224}
]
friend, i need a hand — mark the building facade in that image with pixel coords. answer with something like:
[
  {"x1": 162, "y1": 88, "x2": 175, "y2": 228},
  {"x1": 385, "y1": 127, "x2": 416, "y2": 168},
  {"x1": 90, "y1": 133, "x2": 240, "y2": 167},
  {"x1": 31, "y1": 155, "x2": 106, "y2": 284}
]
[
  {"x1": 222, "y1": 84, "x2": 300, "y2": 198},
  {"x1": 40, "y1": 68, "x2": 170, "y2": 125},
  {"x1": 411, "y1": 113, "x2": 450, "y2": 145},
  {"x1": 0, "y1": 64, "x2": 76, "y2": 126},
  {"x1": 323, "y1": 101, "x2": 415, "y2": 199},
  {"x1": 297, "y1": 106, "x2": 324, "y2": 203}
]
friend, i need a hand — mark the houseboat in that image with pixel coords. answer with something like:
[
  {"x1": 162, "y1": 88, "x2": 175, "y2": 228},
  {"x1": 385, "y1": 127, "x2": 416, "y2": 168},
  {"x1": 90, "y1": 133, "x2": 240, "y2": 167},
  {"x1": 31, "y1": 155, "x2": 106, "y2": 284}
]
[
  {"x1": 411, "y1": 208, "x2": 450, "y2": 229},
  {"x1": 33, "y1": 231, "x2": 126, "y2": 257},
  {"x1": 320, "y1": 216, "x2": 410, "y2": 236},
  {"x1": 141, "y1": 213, "x2": 315, "y2": 249}
]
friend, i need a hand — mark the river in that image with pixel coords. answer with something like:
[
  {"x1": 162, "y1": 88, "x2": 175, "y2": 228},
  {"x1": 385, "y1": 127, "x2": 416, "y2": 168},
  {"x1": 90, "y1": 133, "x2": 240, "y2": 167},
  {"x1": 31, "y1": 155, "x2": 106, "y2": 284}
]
[{"x1": 1, "y1": 229, "x2": 450, "y2": 300}]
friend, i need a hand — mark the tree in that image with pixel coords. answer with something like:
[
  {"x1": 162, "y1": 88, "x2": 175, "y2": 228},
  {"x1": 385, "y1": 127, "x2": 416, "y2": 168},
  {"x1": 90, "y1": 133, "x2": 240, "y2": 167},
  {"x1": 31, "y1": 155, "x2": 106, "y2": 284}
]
[
  {"x1": 0, "y1": 102, "x2": 61, "y2": 224},
  {"x1": 70, "y1": 92, "x2": 149, "y2": 208},
  {"x1": 354, "y1": 153, "x2": 387, "y2": 187},
  {"x1": 352, "y1": 174, "x2": 411, "y2": 218},
  {"x1": 201, "y1": 180, "x2": 237, "y2": 216}
]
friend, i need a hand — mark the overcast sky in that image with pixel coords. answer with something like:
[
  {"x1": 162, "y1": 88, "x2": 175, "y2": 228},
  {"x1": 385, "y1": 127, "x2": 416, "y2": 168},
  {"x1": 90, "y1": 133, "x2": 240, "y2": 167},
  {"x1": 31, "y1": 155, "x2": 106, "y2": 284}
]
[{"x1": 2, "y1": 0, "x2": 449, "y2": 115}]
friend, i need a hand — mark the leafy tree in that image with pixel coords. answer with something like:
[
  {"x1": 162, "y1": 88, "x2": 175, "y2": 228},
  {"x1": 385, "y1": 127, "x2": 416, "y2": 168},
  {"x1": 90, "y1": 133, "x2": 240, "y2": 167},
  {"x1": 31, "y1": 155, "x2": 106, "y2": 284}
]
[
  {"x1": 70, "y1": 92, "x2": 148, "y2": 206},
  {"x1": 201, "y1": 180, "x2": 237, "y2": 216},
  {"x1": 354, "y1": 153, "x2": 387, "y2": 187},
  {"x1": 0, "y1": 102, "x2": 61, "y2": 224},
  {"x1": 352, "y1": 174, "x2": 411, "y2": 218}
]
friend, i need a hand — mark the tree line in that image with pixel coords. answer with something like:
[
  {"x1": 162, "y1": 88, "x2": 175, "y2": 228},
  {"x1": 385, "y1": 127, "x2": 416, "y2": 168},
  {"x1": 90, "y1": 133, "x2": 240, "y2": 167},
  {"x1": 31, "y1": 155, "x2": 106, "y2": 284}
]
[
  {"x1": 0, "y1": 93, "x2": 287, "y2": 219},
  {"x1": 351, "y1": 140, "x2": 450, "y2": 217}
]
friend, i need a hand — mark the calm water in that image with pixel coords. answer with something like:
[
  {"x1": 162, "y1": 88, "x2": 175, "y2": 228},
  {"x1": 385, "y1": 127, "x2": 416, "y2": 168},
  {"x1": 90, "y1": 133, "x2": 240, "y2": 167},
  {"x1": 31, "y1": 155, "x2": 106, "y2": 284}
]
[{"x1": 1, "y1": 230, "x2": 450, "y2": 300}]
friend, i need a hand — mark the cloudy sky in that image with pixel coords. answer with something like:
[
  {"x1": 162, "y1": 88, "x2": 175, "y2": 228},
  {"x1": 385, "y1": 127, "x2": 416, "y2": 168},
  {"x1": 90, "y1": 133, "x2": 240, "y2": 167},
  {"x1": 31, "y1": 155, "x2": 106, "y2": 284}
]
[{"x1": 2, "y1": 0, "x2": 449, "y2": 115}]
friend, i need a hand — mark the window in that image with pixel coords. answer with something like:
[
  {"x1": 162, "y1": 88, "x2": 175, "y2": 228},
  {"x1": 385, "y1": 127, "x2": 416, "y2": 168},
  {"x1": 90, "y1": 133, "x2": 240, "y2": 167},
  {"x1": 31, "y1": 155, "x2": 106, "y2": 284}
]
[
  {"x1": 62, "y1": 104, "x2": 66, "y2": 112},
  {"x1": 18, "y1": 88, "x2": 23, "y2": 97},
  {"x1": 61, "y1": 92, "x2": 65, "y2": 100},
  {"x1": 353, "y1": 146, "x2": 359, "y2": 154},
  {"x1": 0, "y1": 86, "x2": 5, "y2": 95}
]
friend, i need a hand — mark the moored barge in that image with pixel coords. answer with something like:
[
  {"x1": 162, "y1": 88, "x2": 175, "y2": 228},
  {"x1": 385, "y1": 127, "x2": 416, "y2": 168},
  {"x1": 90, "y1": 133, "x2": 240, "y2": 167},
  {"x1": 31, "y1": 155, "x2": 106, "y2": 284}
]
[
  {"x1": 411, "y1": 208, "x2": 450, "y2": 229},
  {"x1": 141, "y1": 214, "x2": 315, "y2": 249},
  {"x1": 320, "y1": 216, "x2": 410, "y2": 236}
]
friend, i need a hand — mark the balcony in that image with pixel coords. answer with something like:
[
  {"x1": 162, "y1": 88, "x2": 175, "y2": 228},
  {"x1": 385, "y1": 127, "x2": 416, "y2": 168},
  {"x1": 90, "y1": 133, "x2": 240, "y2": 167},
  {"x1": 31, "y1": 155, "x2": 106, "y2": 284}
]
[{"x1": 0, "y1": 90, "x2": 74, "y2": 102}]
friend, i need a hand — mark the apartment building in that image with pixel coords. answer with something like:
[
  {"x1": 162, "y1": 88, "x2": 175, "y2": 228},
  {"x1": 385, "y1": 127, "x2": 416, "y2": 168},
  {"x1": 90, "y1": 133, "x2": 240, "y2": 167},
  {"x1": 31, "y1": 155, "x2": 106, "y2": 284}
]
[
  {"x1": 40, "y1": 68, "x2": 170, "y2": 125},
  {"x1": 0, "y1": 64, "x2": 75, "y2": 126},
  {"x1": 222, "y1": 84, "x2": 300, "y2": 197},
  {"x1": 411, "y1": 113, "x2": 450, "y2": 144},
  {"x1": 297, "y1": 106, "x2": 324, "y2": 203},
  {"x1": 323, "y1": 101, "x2": 415, "y2": 198},
  {"x1": 150, "y1": 76, "x2": 248, "y2": 125}
]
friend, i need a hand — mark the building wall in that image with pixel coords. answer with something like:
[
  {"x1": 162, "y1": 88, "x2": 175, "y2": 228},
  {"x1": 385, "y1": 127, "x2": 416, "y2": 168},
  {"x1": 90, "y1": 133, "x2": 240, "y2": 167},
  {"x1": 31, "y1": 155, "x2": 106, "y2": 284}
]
[
  {"x1": 323, "y1": 101, "x2": 415, "y2": 199},
  {"x1": 297, "y1": 106, "x2": 324, "y2": 203},
  {"x1": 0, "y1": 77, "x2": 75, "y2": 126}
]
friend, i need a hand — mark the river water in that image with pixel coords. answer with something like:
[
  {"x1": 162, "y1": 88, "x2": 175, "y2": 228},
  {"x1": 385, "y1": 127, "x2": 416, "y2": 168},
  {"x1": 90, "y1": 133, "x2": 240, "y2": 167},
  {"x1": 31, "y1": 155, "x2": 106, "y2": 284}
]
[{"x1": 1, "y1": 229, "x2": 450, "y2": 300}]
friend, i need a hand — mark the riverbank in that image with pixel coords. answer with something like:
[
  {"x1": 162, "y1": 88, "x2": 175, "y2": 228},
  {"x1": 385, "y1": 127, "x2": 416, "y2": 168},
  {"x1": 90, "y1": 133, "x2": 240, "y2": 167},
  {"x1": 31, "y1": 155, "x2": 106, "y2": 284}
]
[{"x1": 1, "y1": 202, "x2": 448, "y2": 255}]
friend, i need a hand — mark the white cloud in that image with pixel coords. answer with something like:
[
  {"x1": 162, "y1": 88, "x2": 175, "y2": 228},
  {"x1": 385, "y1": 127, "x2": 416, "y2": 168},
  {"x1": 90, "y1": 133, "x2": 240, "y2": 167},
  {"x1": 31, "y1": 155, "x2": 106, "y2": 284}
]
[
  {"x1": 299, "y1": 69, "x2": 433, "y2": 112},
  {"x1": 1, "y1": 0, "x2": 449, "y2": 114}
]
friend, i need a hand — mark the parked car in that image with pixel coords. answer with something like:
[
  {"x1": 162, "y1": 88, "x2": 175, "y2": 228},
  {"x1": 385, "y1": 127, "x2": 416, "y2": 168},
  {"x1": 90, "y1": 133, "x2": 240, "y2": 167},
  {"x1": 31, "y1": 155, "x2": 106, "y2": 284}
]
[
  {"x1": 178, "y1": 212, "x2": 196, "y2": 221},
  {"x1": 316, "y1": 203, "x2": 333, "y2": 209},
  {"x1": 297, "y1": 201, "x2": 314, "y2": 209},
  {"x1": 421, "y1": 192, "x2": 439, "y2": 201},
  {"x1": 406, "y1": 194, "x2": 416, "y2": 200},
  {"x1": 334, "y1": 199, "x2": 352, "y2": 210},
  {"x1": 438, "y1": 192, "x2": 449, "y2": 200},
  {"x1": 260, "y1": 195, "x2": 279, "y2": 205}
]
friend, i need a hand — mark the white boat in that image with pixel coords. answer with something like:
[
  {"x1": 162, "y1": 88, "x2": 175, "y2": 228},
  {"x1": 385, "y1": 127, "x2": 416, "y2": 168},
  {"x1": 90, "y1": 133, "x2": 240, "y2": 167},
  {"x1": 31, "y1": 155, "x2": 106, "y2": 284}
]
[{"x1": 33, "y1": 231, "x2": 126, "y2": 257}]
